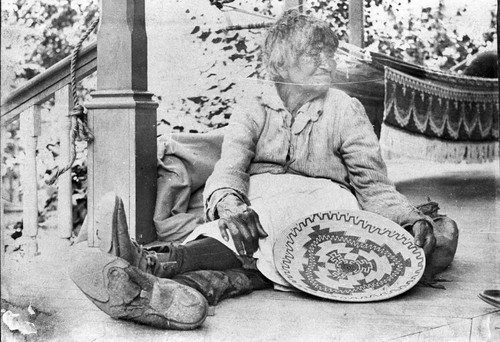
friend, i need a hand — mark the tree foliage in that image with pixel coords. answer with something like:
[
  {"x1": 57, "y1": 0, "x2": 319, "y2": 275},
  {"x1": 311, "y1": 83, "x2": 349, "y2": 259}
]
[
  {"x1": 3, "y1": 0, "x2": 496, "y2": 132},
  {"x1": 160, "y1": 1, "x2": 277, "y2": 132},
  {"x1": 363, "y1": 0, "x2": 497, "y2": 70},
  {"x1": 162, "y1": 0, "x2": 496, "y2": 133},
  {"x1": 2, "y1": 0, "x2": 98, "y2": 89},
  {"x1": 1, "y1": 0, "x2": 496, "y2": 234},
  {"x1": 2, "y1": 0, "x2": 98, "y2": 233}
]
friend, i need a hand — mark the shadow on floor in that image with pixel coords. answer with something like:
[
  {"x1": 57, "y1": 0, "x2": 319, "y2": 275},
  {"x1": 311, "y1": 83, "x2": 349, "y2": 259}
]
[{"x1": 396, "y1": 174, "x2": 498, "y2": 204}]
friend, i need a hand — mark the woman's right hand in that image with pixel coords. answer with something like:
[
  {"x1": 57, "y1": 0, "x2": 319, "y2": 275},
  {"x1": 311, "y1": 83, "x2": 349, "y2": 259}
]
[{"x1": 216, "y1": 194, "x2": 268, "y2": 256}]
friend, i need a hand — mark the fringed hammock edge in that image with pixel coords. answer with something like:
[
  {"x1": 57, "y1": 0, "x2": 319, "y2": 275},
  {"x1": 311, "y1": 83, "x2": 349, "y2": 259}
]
[{"x1": 380, "y1": 67, "x2": 499, "y2": 163}]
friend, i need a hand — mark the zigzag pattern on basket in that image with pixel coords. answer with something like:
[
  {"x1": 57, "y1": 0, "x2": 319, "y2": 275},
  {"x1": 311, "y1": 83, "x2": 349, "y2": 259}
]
[
  {"x1": 384, "y1": 67, "x2": 499, "y2": 142},
  {"x1": 279, "y1": 211, "x2": 425, "y2": 300}
]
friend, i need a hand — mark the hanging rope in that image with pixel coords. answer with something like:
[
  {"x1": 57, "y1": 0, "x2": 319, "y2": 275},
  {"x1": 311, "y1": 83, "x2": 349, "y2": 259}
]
[{"x1": 46, "y1": 16, "x2": 99, "y2": 185}]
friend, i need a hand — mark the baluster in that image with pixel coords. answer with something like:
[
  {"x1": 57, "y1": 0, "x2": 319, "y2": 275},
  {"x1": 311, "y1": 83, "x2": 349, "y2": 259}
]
[
  {"x1": 20, "y1": 105, "x2": 41, "y2": 256},
  {"x1": 54, "y1": 85, "x2": 73, "y2": 242},
  {"x1": 1, "y1": 124, "x2": 7, "y2": 265},
  {"x1": 1, "y1": 123, "x2": 11, "y2": 300}
]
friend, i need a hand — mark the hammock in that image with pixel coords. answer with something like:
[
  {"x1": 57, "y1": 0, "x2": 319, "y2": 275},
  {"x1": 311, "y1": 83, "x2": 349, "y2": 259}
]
[
  {"x1": 222, "y1": 25, "x2": 499, "y2": 163},
  {"x1": 380, "y1": 66, "x2": 499, "y2": 163},
  {"x1": 335, "y1": 46, "x2": 499, "y2": 163}
]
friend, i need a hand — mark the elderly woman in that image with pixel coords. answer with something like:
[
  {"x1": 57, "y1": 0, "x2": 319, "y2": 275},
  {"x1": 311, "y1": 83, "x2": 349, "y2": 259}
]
[
  {"x1": 71, "y1": 9, "x2": 451, "y2": 330},
  {"x1": 192, "y1": 9, "x2": 436, "y2": 284}
]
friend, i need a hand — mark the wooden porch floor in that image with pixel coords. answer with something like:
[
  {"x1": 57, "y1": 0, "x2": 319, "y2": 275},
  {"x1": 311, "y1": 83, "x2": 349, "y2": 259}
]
[{"x1": 2, "y1": 159, "x2": 499, "y2": 342}]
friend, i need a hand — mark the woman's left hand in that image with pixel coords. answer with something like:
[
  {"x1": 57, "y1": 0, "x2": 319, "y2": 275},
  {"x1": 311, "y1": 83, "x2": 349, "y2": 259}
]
[{"x1": 412, "y1": 220, "x2": 436, "y2": 256}]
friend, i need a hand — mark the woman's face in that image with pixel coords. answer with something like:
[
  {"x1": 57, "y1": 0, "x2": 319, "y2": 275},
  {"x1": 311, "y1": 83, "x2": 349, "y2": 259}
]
[{"x1": 280, "y1": 44, "x2": 337, "y2": 94}]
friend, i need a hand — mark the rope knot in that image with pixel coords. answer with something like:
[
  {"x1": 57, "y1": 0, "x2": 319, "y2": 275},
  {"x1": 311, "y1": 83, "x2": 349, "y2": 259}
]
[
  {"x1": 70, "y1": 104, "x2": 86, "y2": 117},
  {"x1": 43, "y1": 17, "x2": 99, "y2": 185},
  {"x1": 71, "y1": 104, "x2": 94, "y2": 143}
]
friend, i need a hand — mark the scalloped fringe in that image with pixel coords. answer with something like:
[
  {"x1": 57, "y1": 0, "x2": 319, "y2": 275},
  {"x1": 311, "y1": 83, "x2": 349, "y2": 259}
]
[{"x1": 380, "y1": 124, "x2": 500, "y2": 163}]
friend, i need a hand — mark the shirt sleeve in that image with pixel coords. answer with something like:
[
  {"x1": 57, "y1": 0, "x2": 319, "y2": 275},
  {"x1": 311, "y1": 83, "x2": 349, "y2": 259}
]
[
  {"x1": 205, "y1": 188, "x2": 249, "y2": 221},
  {"x1": 339, "y1": 97, "x2": 433, "y2": 229},
  {"x1": 203, "y1": 98, "x2": 262, "y2": 221}
]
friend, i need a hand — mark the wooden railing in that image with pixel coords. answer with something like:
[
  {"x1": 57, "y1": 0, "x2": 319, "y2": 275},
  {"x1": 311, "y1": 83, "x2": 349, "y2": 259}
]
[{"x1": 1, "y1": 41, "x2": 97, "y2": 254}]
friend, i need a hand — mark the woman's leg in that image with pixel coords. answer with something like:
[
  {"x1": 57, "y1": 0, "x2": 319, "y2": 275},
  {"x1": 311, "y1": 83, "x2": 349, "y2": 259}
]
[
  {"x1": 95, "y1": 192, "x2": 242, "y2": 278},
  {"x1": 173, "y1": 268, "x2": 273, "y2": 306},
  {"x1": 147, "y1": 237, "x2": 243, "y2": 277}
]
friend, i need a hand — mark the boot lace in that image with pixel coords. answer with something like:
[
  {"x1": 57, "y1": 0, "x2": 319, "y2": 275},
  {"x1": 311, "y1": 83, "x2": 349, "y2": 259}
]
[{"x1": 131, "y1": 240, "x2": 158, "y2": 273}]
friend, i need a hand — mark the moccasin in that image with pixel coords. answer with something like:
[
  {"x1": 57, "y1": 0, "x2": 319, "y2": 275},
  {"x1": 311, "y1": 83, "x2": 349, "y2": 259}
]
[{"x1": 69, "y1": 252, "x2": 208, "y2": 330}]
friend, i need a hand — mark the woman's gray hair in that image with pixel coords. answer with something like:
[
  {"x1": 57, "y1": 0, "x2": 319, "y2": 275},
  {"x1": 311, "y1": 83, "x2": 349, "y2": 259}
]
[{"x1": 262, "y1": 9, "x2": 339, "y2": 81}]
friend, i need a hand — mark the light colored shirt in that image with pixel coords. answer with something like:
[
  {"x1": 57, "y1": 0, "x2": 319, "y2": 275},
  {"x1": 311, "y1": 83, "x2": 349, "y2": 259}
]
[{"x1": 204, "y1": 84, "x2": 432, "y2": 229}]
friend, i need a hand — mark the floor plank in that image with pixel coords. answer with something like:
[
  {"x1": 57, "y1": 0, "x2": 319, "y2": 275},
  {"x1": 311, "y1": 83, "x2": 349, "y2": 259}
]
[
  {"x1": 389, "y1": 320, "x2": 472, "y2": 342},
  {"x1": 470, "y1": 312, "x2": 500, "y2": 342},
  {"x1": 1, "y1": 159, "x2": 498, "y2": 341}
]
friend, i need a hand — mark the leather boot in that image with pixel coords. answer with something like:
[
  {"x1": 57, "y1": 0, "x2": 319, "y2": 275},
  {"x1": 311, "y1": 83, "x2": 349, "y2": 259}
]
[
  {"x1": 96, "y1": 192, "x2": 179, "y2": 278},
  {"x1": 173, "y1": 268, "x2": 273, "y2": 306},
  {"x1": 69, "y1": 251, "x2": 208, "y2": 330},
  {"x1": 416, "y1": 200, "x2": 459, "y2": 288}
]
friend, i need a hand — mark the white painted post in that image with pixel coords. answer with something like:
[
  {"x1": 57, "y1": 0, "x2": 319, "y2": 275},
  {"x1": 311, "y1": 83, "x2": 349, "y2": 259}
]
[
  {"x1": 20, "y1": 105, "x2": 41, "y2": 256},
  {"x1": 54, "y1": 86, "x2": 73, "y2": 241},
  {"x1": 349, "y1": 0, "x2": 364, "y2": 48},
  {"x1": 284, "y1": 0, "x2": 301, "y2": 11},
  {"x1": 1, "y1": 124, "x2": 7, "y2": 264},
  {"x1": 87, "y1": 0, "x2": 158, "y2": 246},
  {"x1": 1, "y1": 124, "x2": 11, "y2": 300}
]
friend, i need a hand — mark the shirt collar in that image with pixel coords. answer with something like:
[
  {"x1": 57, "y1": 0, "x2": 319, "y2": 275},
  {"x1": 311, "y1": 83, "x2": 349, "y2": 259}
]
[
  {"x1": 254, "y1": 81, "x2": 326, "y2": 134},
  {"x1": 292, "y1": 101, "x2": 323, "y2": 135}
]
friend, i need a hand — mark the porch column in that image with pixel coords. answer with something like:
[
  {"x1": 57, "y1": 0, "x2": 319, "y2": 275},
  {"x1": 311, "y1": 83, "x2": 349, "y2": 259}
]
[
  {"x1": 284, "y1": 0, "x2": 302, "y2": 11},
  {"x1": 349, "y1": 0, "x2": 364, "y2": 48},
  {"x1": 86, "y1": 0, "x2": 158, "y2": 245},
  {"x1": 1, "y1": 125, "x2": 7, "y2": 268}
]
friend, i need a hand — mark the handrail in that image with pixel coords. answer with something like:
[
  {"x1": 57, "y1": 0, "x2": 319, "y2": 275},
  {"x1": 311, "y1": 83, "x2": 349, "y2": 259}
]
[
  {"x1": 1, "y1": 41, "x2": 97, "y2": 126},
  {"x1": 0, "y1": 41, "x2": 97, "y2": 253}
]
